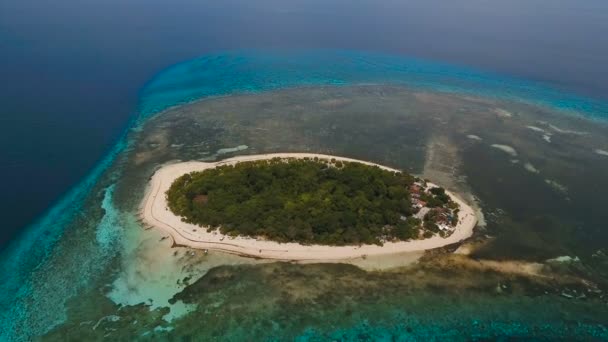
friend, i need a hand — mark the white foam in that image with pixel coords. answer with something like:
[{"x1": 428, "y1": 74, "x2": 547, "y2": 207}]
[
  {"x1": 545, "y1": 179, "x2": 568, "y2": 194},
  {"x1": 96, "y1": 185, "x2": 122, "y2": 249},
  {"x1": 595, "y1": 149, "x2": 608, "y2": 157},
  {"x1": 526, "y1": 126, "x2": 546, "y2": 133},
  {"x1": 546, "y1": 255, "x2": 580, "y2": 263},
  {"x1": 548, "y1": 124, "x2": 587, "y2": 135},
  {"x1": 494, "y1": 108, "x2": 512, "y2": 117}
]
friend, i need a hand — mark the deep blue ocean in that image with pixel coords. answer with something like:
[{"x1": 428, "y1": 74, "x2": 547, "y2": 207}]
[{"x1": 1, "y1": 1, "x2": 608, "y2": 340}]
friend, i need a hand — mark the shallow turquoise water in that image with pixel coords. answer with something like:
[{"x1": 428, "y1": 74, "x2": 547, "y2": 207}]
[
  {"x1": 139, "y1": 50, "x2": 608, "y2": 119},
  {"x1": 2, "y1": 50, "x2": 608, "y2": 341}
]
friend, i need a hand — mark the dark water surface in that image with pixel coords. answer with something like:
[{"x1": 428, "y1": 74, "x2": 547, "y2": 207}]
[{"x1": 2, "y1": 0, "x2": 608, "y2": 247}]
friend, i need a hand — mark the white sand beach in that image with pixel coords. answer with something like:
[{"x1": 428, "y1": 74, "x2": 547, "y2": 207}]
[{"x1": 141, "y1": 153, "x2": 478, "y2": 261}]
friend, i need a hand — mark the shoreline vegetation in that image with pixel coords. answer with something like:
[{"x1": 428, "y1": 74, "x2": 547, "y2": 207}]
[
  {"x1": 166, "y1": 157, "x2": 451, "y2": 245},
  {"x1": 141, "y1": 153, "x2": 478, "y2": 260}
]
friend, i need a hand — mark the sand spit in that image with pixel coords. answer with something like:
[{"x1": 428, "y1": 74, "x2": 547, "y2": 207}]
[
  {"x1": 216, "y1": 145, "x2": 248, "y2": 155},
  {"x1": 491, "y1": 144, "x2": 518, "y2": 157},
  {"x1": 141, "y1": 153, "x2": 478, "y2": 261}
]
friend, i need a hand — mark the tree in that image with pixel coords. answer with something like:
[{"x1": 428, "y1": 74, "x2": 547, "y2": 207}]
[{"x1": 165, "y1": 158, "x2": 436, "y2": 245}]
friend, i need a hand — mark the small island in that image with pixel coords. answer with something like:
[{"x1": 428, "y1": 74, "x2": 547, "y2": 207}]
[{"x1": 141, "y1": 153, "x2": 477, "y2": 260}]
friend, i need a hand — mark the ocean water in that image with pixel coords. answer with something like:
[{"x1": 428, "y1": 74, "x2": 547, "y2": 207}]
[
  {"x1": 3, "y1": 0, "x2": 608, "y2": 250},
  {"x1": 140, "y1": 50, "x2": 608, "y2": 119},
  {"x1": 1, "y1": 49, "x2": 607, "y2": 341}
]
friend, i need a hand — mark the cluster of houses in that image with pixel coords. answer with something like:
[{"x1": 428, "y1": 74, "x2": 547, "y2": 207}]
[
  {"x1": 429, "y1": 207, "x2": 456, "y2": 232},
  {"x1": 409, "y1": 182, "x2": 457, "y2": 232},
  {"x1": 409, "y1": 183, "x2": 427, "y2": 209}
]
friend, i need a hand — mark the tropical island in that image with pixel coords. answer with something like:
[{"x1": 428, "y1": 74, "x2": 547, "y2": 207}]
[{"x1": 141, "y1": 153, "x2": 477, "y2": 260}]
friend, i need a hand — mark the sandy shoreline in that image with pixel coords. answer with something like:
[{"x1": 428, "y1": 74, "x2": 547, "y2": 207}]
[{"x1": 140, "y1": 153, "x2": 478, "y2": 261}]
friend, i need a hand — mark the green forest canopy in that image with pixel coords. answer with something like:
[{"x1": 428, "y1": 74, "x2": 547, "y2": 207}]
[{"x1": 166, "y1": 157, "x2": 425, "y2": 245}]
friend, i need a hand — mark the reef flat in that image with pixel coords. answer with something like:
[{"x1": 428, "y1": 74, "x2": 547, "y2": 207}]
[{"x1": 2, "y1": 51, "x2": 608, "y2": 341}]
